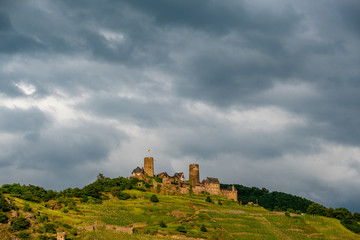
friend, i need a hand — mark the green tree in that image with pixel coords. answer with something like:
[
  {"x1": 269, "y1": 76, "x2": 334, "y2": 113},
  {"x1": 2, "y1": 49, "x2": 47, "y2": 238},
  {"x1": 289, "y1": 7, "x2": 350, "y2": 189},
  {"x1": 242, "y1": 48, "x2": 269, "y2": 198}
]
[
  {"x1": 18, "y1": 231, "x2": 30, "y2": 240},
  {"x1": 332, "y1": 208, "x2": 353, "y2": 221},
  {"x1": 23, "y1": 203, "x2": 32, "y2": 212},
  {"x1": 44, "y1": 223, "x2": 56, "y2": 233},
  {"x1": 306, "y1": 203, "x2": 328, "y2": 216},
  {"x1": 150, "y1": 195, "x2": 159, "y2": 203},
  {"x1": 117, "y1": 192, "x2": 131, "y2": 200},
  {"x1": 0, "y1": 194, "x2": 11, "y2": 212},
  {"x1": 0, "y1": 212, "x2": 8, "y2": 223},
  {"x1": 176, "y1": 225, "x2": 187, "y2": 233},
  {"x1": 205, "y1": 196, "x2": 212, "y2": 203},
  {"x1": 159, "y1": 220, "x2": 167, "y2": 228},
  {"x1": 354, "y1": 212, "x2": 360, "y2": 222},
  {"x1": 12, "y1": 216, "x2": 30, "y2": 231},
  {"x1": 200, "y1": 225, "x2": 207, "y2": 232}
]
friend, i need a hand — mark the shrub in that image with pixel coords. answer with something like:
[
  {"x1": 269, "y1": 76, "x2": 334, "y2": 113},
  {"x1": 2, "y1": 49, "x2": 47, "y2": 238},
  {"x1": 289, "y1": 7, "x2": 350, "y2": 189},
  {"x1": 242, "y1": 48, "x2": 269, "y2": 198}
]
[
  {"x1": 176, "y1": 225, "x2": 187, "y2": 233},
  {"x1": 62, "y1": 223, "x2": 72, "y2": 229},
  {"x1": 117, "y1": 192, "x2": 131, "y2": 200},
  {"x1": 12, "y1": 216, "x2": 30, "y2": 231},
  {"x1": 154, "y1": 177, "x2": 163, "y2": 183},
  {"x1": 205, "y1": 196, "x2": 212, "y2": 203},
  {"x1": 150, "y1": 195, "x2": 159, "y2": 203},
  {"x1": 87, "y1": 197, "x2": 102, "y2": 204},
  {"x1": 38, "y1": 235, "x2": 50, "y2": 240},
  {"x1": 285, "y1": 211, "x2": 291, "y2": 217},
  {"x1": 218, "y1": 200, "x2": 222, "y2": 205},
  {"x1": 62, "y1": 208, "x2": 69, "y2": 213},
  {"x1": 159, "y1": 220, "x2": 167, "y2": 228},
  {"x1": 110, "y1": 186, "x2": 121, "y2": 197},
  {"x1": 200, "y1": 225, "x2": 207, "y2": 232},
  {"x1": 44, "y1": 223, "x2": 56, "y2": 233},
  {"x1": 18, "y1": 231, "x2": 30, "y2": 239},
  {"x1": 23, "y1": 203, "x2": 32, "y2": 212},
  {"x1": 0, "y1": 194, "x2": 11, "y2": 212},
  {"x1": 38, "y1": 214, "x2": 49, "y2": 223},
  {"x1": 80, "y1": 196, "x2": 89, "y2": 203},
  {"x1": 0, "y1": 212, "x2": 8, "y2": 223},
  {"x1": 273, "y1": 206, "x2": 281, "y2": 212},
  {"x1": 70, "y1": 228, "x2": 78, "y2": 236}
]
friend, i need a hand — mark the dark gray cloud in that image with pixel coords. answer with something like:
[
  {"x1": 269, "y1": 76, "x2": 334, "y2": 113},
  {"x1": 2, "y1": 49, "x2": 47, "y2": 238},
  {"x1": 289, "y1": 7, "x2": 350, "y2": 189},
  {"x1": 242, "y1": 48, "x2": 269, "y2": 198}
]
[
  {"x1": 0, "y1": 0, "x2": 360, "y2": 212},
  {"x1": 0, "y1": 107, "x2": 49, "y2": 133}
]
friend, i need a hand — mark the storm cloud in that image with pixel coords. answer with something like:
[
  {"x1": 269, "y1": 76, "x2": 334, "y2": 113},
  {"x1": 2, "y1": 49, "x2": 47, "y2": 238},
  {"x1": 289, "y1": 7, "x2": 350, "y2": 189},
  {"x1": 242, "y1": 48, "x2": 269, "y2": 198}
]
[{"x1": 1, "y1": 0, "x2": 360, "y2": 211}]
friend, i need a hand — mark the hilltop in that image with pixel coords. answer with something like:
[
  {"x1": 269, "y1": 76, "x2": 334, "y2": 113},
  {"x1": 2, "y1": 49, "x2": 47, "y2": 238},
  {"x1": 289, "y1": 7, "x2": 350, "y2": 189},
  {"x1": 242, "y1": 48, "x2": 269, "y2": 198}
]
[{"x1": 1, "y1": 176, "x2": 360, "y2": 239}]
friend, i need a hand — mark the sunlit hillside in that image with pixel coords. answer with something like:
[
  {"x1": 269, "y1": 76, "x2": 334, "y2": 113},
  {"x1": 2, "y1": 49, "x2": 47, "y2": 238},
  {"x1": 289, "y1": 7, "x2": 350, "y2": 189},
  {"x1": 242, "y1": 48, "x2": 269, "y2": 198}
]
[{"x1": 1, "y1": 189, "x2": 360, "y2": 240}]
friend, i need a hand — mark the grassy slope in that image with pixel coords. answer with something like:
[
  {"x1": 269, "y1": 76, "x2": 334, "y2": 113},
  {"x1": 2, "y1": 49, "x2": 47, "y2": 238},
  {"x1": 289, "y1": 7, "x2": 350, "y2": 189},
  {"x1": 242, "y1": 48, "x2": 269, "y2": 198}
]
[{"x1": 2, "y1": 190, "x2": 360, "y2": 240}]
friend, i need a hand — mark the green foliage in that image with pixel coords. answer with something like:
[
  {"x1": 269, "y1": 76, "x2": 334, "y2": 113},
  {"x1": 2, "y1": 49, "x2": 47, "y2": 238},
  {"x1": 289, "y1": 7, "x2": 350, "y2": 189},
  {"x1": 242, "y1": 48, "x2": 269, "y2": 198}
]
[
  {"x1": 218, "y1": 200, "x2": 222, "y2": 205},
  {"x1": 223, "y1": 184, "x2": 313, "y2": 213},
  {"x1": 59, "y1": 176, "x2": 136, "y2": 200},
  {"x1": 341, "y1": 218, "x2": 360, "y2": 234},
  {"x1": 159, "y1": 220, "x2": 167, "y2": 228},
  {"x1": 12, "y1": 216, "x2": 30, "y2": 231},
  {"x1": 306, "y1": 203, "x2": 328, "y2": 216},
  {"x1": 117, "y1": 192, "x2": 131, "y2": 200},
  {"x1": 0, "y1": 184, "x2": 59, "y2": 203},
  {"x1": 200, "y1": 224, "x2": 207, "y2": 232},
  {"x1": 154, "y1": 177, "x2": 163, "y2": 183},
  {"x1": 285, "y1": 211, "x2": 291, "y2": 217},
  {"x1": 38, "y1": 235, "x2": 50, "y2": 240},
  {"x1": 354, "y1": 212, "x2": 360, "y2": 222},
  {"x1": 38, "y1": 214, "x2": 49, "y2": 223},
  {"x1": 273, "y1": 206, "x2": 281, "y2": 212},
  {"x1": 110, "y1": 186, "x2": 122, "y2": 197},
  {"x1": 331, "y1": 207, "x2": 353, "y2": 220},
  {"x1": 0, "y1": 211, "x2": 8, "y2": 223},
  {"x1": 205, "y1": 196, "x2": 212, "y2": 203},
  {"x1": 150, "y1": 195, "x2": 159, "y2": 203},
  {"x1": 259, "y1": 191, "x2": 313, "y2": 213},
  {"x1": 0, "y1": 193, "x2": 11, "y2": 212},
  {"x1": 176, "y1": 225, "x2": 187, "y2": 233},
  {"x1": 87, "y1": 197, "x2": 102, "y2": 204},
  {"x1": 44, "y1": 223, "x2": 56, "y2": 233},
  {"x1": 18, "y1": 231, "x2": 30, "y2": 239},
  {"x1": 23, "y1": 203, "x2": 32, "y2": 212}
]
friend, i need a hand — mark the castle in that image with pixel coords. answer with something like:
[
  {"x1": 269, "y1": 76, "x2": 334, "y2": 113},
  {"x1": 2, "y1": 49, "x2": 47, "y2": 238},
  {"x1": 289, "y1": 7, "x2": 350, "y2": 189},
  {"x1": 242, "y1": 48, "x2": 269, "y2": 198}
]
[{"x1": 131, "y1": 157, "x2": 238, "y2": 201}]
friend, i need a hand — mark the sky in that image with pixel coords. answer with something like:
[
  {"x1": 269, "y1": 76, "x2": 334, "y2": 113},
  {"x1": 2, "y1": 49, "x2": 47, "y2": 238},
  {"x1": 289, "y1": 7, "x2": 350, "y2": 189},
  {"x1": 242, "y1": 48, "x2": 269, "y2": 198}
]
[{"x1": 1, "y1": 0, "x2": 360, "y2": 211}]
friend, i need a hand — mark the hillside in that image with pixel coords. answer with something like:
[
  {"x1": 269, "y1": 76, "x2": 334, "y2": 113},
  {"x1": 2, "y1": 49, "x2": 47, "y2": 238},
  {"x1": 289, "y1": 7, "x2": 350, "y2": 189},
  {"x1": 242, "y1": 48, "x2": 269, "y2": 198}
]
[{"x1": 1, "y1": 188, "x2": 360, "y2": 240}]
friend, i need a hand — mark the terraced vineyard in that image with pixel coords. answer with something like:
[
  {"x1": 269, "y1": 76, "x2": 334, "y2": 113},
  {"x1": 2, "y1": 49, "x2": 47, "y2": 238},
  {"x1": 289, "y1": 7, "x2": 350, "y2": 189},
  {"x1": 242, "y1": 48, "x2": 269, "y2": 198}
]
[
  {"x1": 1, "y1": 190, "x2": 360, "y2": 239},
  {"x1": 74, "y1": 190, "x2": 360, "y2": 239}
]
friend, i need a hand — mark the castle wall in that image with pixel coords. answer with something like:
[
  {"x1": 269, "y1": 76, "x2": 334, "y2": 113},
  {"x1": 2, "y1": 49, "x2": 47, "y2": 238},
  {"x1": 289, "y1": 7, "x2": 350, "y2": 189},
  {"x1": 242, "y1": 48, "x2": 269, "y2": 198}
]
[
  {"x1": 189, "y1": 164, "x2": 200, "y2": 186},
  {"x1": 193, "y1": 185, "x2": 204, "y2": 194},
  {"x1": 205, "y1": 183, "x2": 221, "y2": 195},
  {"x1": 221, "y1": 186, "x2": 238, "y2": 201},
  {"x1": 144, "y1": 157, "x2": 154, "y2": 177}
]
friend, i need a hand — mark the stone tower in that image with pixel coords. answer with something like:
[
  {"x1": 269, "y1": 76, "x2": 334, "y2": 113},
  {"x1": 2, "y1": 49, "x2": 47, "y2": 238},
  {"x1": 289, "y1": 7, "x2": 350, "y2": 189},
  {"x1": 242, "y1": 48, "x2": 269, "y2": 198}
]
[
  {"x1": 144, "y1": 157, "x2": 154, "y2": 177},
  {"x1": 189, "y1": 164, "x2": 200, "y2": 186}
]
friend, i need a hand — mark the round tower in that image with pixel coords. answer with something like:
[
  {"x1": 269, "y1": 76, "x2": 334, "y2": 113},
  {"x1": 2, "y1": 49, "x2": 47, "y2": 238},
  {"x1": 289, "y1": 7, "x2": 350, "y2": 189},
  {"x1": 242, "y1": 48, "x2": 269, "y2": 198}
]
[
  {"x1": 189, "y1": 164, "x2": 200, "y2": 186},
  {"x1": 144, "y1": 157, "x2": 154, "y2": 177}
]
